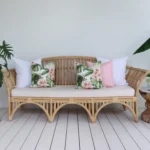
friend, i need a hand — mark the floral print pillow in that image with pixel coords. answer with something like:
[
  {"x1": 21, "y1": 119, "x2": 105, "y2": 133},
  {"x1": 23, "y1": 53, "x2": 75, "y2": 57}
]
[
  {"x1": 76, "y1": 61, "x2": 103, "y2": 89},
  {"x1": 30, "y1": 62, "x2": 55, "y2": 88}
]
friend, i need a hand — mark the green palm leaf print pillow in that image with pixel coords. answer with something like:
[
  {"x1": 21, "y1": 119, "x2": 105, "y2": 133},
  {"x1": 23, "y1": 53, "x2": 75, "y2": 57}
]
[
  {"x1": 76, "y1": 61, "x2": 103, "y2": 89},
  {"x1": 30, "y1": 62, "x2": 55, "y2": 88}
]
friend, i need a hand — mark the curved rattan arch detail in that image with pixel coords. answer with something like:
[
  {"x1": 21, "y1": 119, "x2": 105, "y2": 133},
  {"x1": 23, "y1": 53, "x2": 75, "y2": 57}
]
[
  {"x1": 9, "y1": 101, "x2": 94, "y2": 122},
  {"x1": 9, "y1": 102, "x2": 51, "y2": 121},
  {"x1": 50, "y1": 103, "x2": 69, "y2": 122},
  {"x1": 95, "y1": 102, "x2": 138, "y2": 122},
  {"x1": 51, "y1": 103, "x2": 93, "y2": 122}
]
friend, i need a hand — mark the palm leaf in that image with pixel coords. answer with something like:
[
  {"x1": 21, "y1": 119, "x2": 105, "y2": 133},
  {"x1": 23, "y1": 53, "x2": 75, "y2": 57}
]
[
  {"x1": 77, "y1": 64, "x2": 87, "y2": 73},
  {"x1": 84, "y1": 70, "x2": 93, "y2": 77},
  {"x1": 47, "y1": 79, "x2": 55, "y2": 87},
  {"x1": 32, "y1": 73, "x2": 42, "y2": 84},
  {"x1": 0, "y1": 40, "x2": 13, "y2": 59},
  {"x1": 133, "y1": 38, "x2": 150, "y2": 55},
  {"x1": 76, "y1": 75, "x2": 84, "y2": 87},
  {"x1": 40, "y1": 70, "x2": 49, "y2": 75},
  {"x1": 133, "y1": 38, "x2": 150, "y2": 77},
  {"x1": 0, "y1": 41, "x2": 14, "y2": 87},
  {"x1": 31, "y1": 64, "x2": 40, "y2": 71}
]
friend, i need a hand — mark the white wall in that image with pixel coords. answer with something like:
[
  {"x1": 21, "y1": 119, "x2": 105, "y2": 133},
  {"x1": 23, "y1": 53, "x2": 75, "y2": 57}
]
[{"x1": 0, "y1": 0, "x2": 150, "y2": 108}]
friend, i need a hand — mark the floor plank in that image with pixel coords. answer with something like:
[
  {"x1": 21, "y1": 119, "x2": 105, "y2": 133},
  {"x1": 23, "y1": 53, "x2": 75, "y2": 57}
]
[
  {"x1": 0, "y1": 111, "x2": 32, "y2": 150},
  {"x1": 0, "y1": 108, "x2": 150, "y2": 150},
  {"x1": 35, "y1": 114, "x2": 58, "y2": 150},
  {"x1": 89, "y1": 114, "x2": 110, "y2": 150},
  {"x1": 50, "y1": 109, "x2": 69, "y2": 150},
  {"x1": 77, "y1": 109, "x2": 95, "y2": 150},
  {"x1": 65, "y1": 109, "x2": 80, "y2": 150},
  {"x1": 0, "y1": 110, "x2": 23, "y2": 139},
  {"x1": 6, "y1": 110, "x2": 41, "y2": 150},
  {"x1": 21, "y1": 112, "x2": 47, "y2": 150},
  {"x1": 105, "y1": 110, "x2": 140, "y2": 150},
  {"x1": 98, "y1": 111, "x2": 125, "y2": 150},
  {"x1": 0, "y1": 109, "x2": 7, "y2": 119},
  {"x1": 0, "y1": 109, "x2": 8, "y2": 127},
  {"x1": 113, "y1": 109, "x2": 150, "y2": 150},
  {"x1": 124, "y1": 110, "x2": 150, "y2": 143}
]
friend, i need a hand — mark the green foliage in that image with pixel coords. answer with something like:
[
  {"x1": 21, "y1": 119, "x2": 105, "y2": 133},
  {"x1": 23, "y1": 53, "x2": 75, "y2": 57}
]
[
  {"x1": 40, "y1": 70, "x2": 49, "y2": 75},
  {"x1": 31, "y1": 64, "x2": 40, "y2": 72},
  {"x1": 0, "y1": 41, "x2": 13, "y2": 87},
  {"x1": 133, "y1": 38, "x2": 150, "y2": 77},
  {"x1": 146, "y1": 74, "x2": 150, "y2": 79},
  {"x1": 146, "y1": 78, "x2": 150, "y2": 83},
  {"x1": 46, "y1": 77, "x2": 55, "y2": 87},
  {"x1": 133, "y1": 38, "x2": 150, "y2": 55},
  {"x1": 84, "y1": 69, "x2": 93, "y2": 77},
  {"x1": 77, "y1": 64, "x2": 87, "y2": 73},
  {"x1": 96, "y1": 61, "x2": 102, "y2": 66},
  {"x1": 76, "y1": 75, "x2": 84, "y2": 87},
  {"x1": 31, "y1": 73, "x2": 42, "y2": 85}
]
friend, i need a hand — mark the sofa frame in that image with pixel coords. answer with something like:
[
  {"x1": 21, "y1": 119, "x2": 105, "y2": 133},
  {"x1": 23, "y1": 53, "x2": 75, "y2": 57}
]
[{"x1": 3, "y1": 56, "x2": 150, "y2": 123}]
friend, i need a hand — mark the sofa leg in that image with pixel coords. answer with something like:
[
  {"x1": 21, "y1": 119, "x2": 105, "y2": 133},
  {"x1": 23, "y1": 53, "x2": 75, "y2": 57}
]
[
  {"x1": 90, "y1": 117, "x2": 96, "y2": 123},
  {"x1": 122, "y1": 105, "x2": 126, "y2": 111},
  {"x1": 8, "y1": 101, "x2": 13, "y2": 121},
  {"x1": 134, "y1": 101, "x2": 139, "y2": 123},
  {"x1": 20, "y1": 105, "x2": 24, "y2": 110},
  {"x1": 8, "y1": 116, "x2": 13, "y2": 121},
  {"x1": 48, "y1": 116, "x2": 54, "y2": 123},
  {"x1": 135, "y1": 116, "x2": 139, "y2": 123}
]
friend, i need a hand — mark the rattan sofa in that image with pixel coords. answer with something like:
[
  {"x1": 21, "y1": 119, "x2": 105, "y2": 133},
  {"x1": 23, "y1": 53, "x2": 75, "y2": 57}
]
[{"x1": 3, "y1": 56, "x2": 150, "y2": 123}]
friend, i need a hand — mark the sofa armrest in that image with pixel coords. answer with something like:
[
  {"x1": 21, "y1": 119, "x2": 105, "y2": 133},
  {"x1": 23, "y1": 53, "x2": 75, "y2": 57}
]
[
  {"x1": 126, "y1": 66, "x2": 150, "y2": 96},
  {"x1": 3, "y1": 69, "x2": 16, "y2": 97}
]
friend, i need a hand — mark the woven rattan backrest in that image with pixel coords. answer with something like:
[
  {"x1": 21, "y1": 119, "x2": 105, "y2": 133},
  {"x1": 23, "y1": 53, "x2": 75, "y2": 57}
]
[
  {"x1": 126, "y1": 66, "x2": 148, "y2": 90},
  {"x1": 42, "y1": 56, "x2": 97, "y2": 85}
]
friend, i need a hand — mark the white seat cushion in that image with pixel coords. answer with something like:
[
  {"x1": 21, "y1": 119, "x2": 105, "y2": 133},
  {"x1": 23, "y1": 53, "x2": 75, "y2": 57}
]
[{"x1": 11, "y1": 85, "x2": 135, "y2": 97}]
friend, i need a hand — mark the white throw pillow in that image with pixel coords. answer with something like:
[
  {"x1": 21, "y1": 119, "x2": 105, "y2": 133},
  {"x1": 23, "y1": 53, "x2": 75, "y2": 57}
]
[
  {"x1": 13, "y1": 57, "x2": 41, "y2": 88},
  {"x1": 97, "y1": 56, "x2": 128, "y2": 86}
]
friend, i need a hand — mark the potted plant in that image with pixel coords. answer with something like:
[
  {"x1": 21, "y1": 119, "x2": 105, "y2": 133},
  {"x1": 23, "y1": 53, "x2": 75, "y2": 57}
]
[
  {"x1": 0, "y1": 41, "x2": 14, "y2": 87},
  {"x1": 133, "y1": 38, "x2": 150, "y2": 89}
]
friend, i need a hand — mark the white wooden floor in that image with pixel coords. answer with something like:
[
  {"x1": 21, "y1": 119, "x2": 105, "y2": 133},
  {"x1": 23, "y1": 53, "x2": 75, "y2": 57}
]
[{"x1": 0, "y1": 107, "x2": 150, "y2": 150}]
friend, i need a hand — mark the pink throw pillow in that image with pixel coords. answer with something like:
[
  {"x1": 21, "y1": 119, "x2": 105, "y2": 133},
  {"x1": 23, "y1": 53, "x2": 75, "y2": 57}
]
[
  {"x1": 87, "y1": 61, "x2": 114, "y2": 87},
  {"x1": 101, "y1": 61, "x2": 114, "y2": 87}
]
